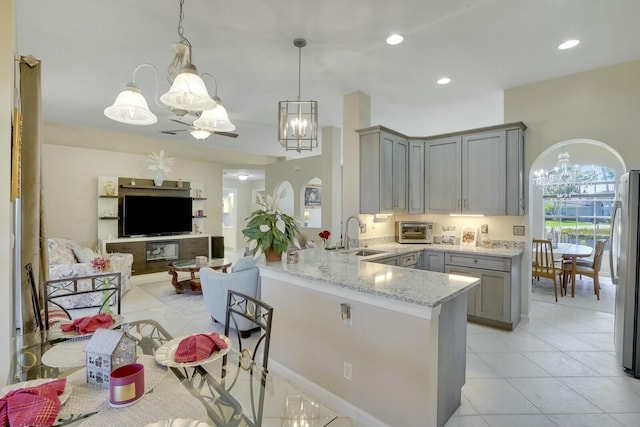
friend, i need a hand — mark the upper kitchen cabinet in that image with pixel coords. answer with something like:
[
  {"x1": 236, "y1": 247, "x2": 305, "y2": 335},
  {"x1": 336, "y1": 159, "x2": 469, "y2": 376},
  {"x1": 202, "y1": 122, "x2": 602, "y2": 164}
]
[
  {"x1": 359, "y1": 126, "x2": 408, "y2": 214},
  {"x1": 408, "y1": 140, "x2": 425, "y2": 214},
  {"x1": 426, "y1": 122, "x2": 526, "y2": 216},
  {"x1": 425, "y1": 136, "x2": 462, "y2": 214}
]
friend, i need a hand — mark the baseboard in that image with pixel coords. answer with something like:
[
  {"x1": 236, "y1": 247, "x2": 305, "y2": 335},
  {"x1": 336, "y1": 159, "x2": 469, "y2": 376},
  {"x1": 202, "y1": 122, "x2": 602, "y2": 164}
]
[{"x1": 268, "y1": 359, "x2": 389, "y2": 427}]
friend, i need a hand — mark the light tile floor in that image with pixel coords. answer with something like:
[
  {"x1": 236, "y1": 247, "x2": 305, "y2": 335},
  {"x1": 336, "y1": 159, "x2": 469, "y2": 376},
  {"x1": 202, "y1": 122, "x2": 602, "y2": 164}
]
[{"x1": 121, "y1": 274, "x2": 640, "y2": 427}]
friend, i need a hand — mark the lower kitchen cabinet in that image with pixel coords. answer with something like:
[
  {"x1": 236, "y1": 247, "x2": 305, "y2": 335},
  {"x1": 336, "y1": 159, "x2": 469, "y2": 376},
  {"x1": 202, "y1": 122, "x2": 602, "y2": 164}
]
[
  {"x1": 444, "y1": 252, "x2": 521, "y2": 330},
  {"x1": 420, "y1": 250, "x2": 445, "y2": 272},
  {"x1": 372, "y1": 252, "x2": 420, "y2": 268}
]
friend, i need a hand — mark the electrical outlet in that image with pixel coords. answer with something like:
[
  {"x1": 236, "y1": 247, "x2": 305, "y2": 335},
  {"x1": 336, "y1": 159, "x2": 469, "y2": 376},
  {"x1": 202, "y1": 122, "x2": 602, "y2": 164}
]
[{"x1": 343, "y1": 362, "x2": 352, "y2": 381}]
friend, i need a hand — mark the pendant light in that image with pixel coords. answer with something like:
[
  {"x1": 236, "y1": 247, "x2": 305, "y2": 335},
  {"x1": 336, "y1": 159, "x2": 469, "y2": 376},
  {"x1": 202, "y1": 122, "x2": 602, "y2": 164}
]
[
  {"x1": 104, "y1": 0, "x2": 215, "y2": 126},
  {"x1": 278, "y1": 38, "x2": 318, "y2": 152}
]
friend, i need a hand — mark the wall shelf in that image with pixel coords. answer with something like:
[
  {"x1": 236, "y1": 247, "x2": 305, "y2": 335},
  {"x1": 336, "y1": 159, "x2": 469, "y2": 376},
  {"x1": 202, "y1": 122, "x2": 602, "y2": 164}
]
[
  {"x1": 99, "y1": 195, "x2": 118, "y2": 199},
  {"x1": 120, "y1": 184, "x2": 190, "y2": 191},
  {"x1": 192, "y1": 197, "x2": 207, "y2": 201},
  {"x1": 99, "y1": 216, "x2": 119, "y2": 220},
  {"x1": 192, "y1": 215, "x2": 207, "y2": 219}
]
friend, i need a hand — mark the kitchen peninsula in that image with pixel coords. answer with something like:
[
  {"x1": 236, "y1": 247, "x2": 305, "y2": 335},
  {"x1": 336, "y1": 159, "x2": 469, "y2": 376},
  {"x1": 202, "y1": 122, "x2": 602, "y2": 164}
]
[{"x1": 259, "y1": 248, "x2": 480, "y2": 427}]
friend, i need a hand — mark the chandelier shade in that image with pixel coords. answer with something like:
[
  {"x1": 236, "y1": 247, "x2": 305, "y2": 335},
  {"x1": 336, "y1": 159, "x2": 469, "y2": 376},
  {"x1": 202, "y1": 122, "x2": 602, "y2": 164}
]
[
  {"x1": 278, "y1": 38, "x2": 318, "y2": 152},
  {"x1": 193, "y1": 96, "x2": 236, "y2": 132},
  {"x1": 104, "y1": 83, "x2": 158, "y2": 125},
  {"x1": 190, "y1": 129, "x2": 211, "y2": 140},
  {"x1": 160, "y1": 64, "x2": 217, "y2": 111}
]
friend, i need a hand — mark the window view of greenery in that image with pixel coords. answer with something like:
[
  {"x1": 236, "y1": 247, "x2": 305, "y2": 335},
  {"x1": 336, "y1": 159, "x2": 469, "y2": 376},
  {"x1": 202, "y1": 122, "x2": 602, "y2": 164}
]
[{"x1": 541, "y1": 166, "x2": 616, "y2": 250}]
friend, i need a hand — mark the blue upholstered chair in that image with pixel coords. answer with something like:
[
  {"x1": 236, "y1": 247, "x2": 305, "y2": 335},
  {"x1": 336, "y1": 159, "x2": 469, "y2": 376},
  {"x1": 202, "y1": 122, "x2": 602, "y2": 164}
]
[{"x1": 200, "y1": 257, "x2": 260, "y2": 336}]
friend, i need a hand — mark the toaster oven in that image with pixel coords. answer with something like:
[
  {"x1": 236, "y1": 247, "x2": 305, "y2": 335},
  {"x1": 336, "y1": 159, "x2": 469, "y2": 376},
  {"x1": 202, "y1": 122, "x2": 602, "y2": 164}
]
[{"x1": 395, "y1": 221, "x2": 434, "y2": 244}]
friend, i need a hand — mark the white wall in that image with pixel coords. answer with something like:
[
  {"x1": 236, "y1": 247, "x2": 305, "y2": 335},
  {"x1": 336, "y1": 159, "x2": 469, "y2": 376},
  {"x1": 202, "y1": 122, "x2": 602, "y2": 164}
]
[
  {"x1": 42, "y1": 130, "x2": 225, "y2": 249},
  {"x1": 0, "y1": 0, "x2": 16, "y2": 386}
]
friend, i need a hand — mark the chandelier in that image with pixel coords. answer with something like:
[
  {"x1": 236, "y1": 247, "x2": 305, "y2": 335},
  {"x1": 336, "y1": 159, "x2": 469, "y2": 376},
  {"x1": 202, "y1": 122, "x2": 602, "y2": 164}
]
[
  {"x1": 104, "y1": 0, "x2": 219, "y2": 126},
  {"x1": 533, "y1": 152, "x2": 596, "y2": 198},
  {"x1": 278, "y1": 38, "x2": 318, "y2": 152}
]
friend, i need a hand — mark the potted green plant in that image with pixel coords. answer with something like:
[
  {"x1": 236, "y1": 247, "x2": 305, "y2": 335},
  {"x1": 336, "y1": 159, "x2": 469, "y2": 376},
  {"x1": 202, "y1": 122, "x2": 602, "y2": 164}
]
[{"x1": 242, "y1": 190, "x2": 300, "y2": 261}]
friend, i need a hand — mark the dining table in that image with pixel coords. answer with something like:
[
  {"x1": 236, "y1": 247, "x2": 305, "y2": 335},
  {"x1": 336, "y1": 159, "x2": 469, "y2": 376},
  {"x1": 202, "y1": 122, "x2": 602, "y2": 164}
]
[
  {"x1": 7, "y1": 319, "x2": 352, "y2": 427},
  {"x1": 554, "y1": 242, "x2": 594, "y2": 297}
]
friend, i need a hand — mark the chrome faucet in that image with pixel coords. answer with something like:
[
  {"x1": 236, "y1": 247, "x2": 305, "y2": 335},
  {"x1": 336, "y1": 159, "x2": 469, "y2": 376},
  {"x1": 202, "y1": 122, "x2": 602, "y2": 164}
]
[{"x1": 344, "y1": 215, "x2": 366, "y2": 251}]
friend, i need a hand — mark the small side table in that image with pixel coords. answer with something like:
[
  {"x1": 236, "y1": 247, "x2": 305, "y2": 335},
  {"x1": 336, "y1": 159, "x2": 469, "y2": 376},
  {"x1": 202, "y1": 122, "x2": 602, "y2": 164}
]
[{"x1": 168, "y1": 258, "x2": 232, "y2": 294}]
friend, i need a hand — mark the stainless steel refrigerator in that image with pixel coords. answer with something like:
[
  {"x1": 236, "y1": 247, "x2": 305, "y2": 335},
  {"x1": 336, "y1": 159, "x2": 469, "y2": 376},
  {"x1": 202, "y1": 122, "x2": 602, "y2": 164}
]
[{"x1": 611, "y1": 170, "x2": 640, "y2": 378}]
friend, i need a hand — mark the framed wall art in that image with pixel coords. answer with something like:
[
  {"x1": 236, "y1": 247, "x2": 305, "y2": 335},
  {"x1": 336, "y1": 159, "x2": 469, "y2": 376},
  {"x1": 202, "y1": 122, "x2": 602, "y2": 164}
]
[
  {"x1": 460, "y1": 227, "x2": 477, "y2": 246},
  {"x1": 304, "y1": 186, "x2": 321, "y2": 207}
]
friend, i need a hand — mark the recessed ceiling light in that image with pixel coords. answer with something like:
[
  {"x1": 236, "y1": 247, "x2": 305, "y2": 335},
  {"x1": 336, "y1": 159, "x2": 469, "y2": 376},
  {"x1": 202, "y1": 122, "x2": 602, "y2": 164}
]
[
  {"x1": 386, "y1": 34, "x2": 404, "y2": 45},
  {"x1": 558, "y1": 39, "x2": 580, "y2": 50},
  {"x1": 238, "y1": 173, "x2": 249, "y2": 181},
  {"x1": 437, "y1": 77, "x2": 452, "y2": 85}
]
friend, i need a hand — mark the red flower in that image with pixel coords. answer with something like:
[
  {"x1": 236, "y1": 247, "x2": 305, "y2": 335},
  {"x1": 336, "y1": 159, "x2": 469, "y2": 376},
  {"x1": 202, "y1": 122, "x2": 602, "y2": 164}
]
[{"x1": 318, "y1": 230, "x2": 331, "y2": 241}]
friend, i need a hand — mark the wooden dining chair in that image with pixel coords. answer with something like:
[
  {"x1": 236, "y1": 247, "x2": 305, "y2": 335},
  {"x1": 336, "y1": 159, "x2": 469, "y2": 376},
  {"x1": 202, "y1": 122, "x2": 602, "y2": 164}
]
[
  {"x1": 562, "y1": 239, "x2": 606, "y2": 300},
  {"x1": 532, "y1": 239, "x2": 561, "y2": 301}
]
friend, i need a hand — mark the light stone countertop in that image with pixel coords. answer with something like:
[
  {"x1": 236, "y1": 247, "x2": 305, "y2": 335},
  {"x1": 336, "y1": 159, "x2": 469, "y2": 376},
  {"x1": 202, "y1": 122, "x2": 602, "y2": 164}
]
[
  {"x1": 259, "y1": 247, "x2": 480, "y2": 310},
  {"x1": 356, "y1": 242, "x2": 524, "y2": 258}
]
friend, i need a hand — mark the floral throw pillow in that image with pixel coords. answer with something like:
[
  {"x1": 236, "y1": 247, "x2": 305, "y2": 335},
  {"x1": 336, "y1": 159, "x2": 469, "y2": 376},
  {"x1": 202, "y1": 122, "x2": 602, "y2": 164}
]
[{"x1": 47, "y1": 238, "x2": 79, "y2": 265}]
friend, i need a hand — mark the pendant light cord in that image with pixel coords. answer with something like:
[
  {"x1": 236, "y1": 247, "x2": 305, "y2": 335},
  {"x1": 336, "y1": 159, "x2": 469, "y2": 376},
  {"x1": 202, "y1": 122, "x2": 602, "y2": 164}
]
[
  {"x1": 177, "y1": 0, "x2": 192, "y2": 62},
  {"x1": 297, "y1": 45, "x2": 302, "y2": 102}
]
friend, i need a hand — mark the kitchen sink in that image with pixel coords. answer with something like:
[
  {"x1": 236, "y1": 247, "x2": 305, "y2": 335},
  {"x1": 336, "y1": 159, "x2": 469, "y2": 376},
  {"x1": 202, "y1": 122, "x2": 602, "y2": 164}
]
[{"x1": 349, "y1": 249, "x2": 387, "y2": 256}]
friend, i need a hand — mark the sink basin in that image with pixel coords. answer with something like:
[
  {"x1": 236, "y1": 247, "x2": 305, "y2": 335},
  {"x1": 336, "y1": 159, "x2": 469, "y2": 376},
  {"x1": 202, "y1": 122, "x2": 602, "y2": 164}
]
[{"x1": 349, "y1": 249, "x2": 386, "y2": 256}]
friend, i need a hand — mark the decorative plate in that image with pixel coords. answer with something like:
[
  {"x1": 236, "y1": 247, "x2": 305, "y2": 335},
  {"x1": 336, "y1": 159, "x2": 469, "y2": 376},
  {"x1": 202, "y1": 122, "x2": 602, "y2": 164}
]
[
  {"x1": 145, "y1": 419, "x2": 212, "y2": 427},
  {"x1": 49, "y1": 313, "x2": 125, "y2": 338},
  {"x1": 154, "y1": 334, "x2": 231, "y2": 368},
  {"x1": 1, "y1": 378, "x2": 72, "y2": 405}
]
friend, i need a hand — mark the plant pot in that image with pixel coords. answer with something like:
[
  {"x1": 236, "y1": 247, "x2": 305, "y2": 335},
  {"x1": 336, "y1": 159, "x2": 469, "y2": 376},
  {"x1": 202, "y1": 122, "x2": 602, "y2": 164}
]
[{"x1": 264, "y1": 247, "x2": 282, "y2": 262}]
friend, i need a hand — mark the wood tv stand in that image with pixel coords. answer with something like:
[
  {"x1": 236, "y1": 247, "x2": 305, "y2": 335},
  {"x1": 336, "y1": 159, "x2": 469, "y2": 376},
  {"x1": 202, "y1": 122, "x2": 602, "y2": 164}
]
[{"x1": 100, "y1": 234, "x2": 210, "y2": 275}]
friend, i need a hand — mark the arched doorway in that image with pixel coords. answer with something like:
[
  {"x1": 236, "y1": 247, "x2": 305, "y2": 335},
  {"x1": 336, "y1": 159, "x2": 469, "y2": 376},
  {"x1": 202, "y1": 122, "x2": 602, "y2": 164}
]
[{"x1": 528, "y1": 139, "x2": 626, "y2": 313}]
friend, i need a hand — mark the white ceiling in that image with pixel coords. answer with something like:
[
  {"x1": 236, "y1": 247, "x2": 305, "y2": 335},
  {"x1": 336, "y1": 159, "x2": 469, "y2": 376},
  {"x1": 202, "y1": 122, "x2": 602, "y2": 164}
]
[{"x1": 16, "y1": 0, "x2": 640, "y2": 165}]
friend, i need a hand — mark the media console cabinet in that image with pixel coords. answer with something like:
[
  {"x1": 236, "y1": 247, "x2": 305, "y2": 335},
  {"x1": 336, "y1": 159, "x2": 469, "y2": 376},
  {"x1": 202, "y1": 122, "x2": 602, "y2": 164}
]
[{"x1": 100, "y1": 234, "x2": 211, "y2": 275}]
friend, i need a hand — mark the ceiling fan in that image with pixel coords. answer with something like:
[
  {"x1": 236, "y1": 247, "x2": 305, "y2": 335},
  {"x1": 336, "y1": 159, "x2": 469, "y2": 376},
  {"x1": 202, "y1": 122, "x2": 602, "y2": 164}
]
[{"x1": 161, "y1": 118, "x2": 239, "y2": 139}]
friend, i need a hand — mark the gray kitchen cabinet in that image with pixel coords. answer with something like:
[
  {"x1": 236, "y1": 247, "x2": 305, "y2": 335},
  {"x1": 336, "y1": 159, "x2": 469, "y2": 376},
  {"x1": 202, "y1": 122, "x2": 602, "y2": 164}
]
[
  {"x1": 420, "y1": 250, "x2": 445, "y2": 272},
  {"x1": 425, "y1": 123, "x2": 525, "y2": 215},
  {"x1": 358, "y1": 126, "x2": 408, "y2": 213},
  {"x1": 425, "y1": 136, "x2": 461, "y2": 214},
  {"x1": 462, "y1": 131, "x2": 507, "y2": 215},
  {"x1": 408, "y1": 140, "x2": 425, "y2": 213},
  {"x1": 444, "y1": 252, "x2": 521, "y2": 330},
  {"x1": 371, "y1": 251, "x2": 420, "y2": 268},
  {"x1": 359, "y1": 122, "x2": 525, "y2": 215}
]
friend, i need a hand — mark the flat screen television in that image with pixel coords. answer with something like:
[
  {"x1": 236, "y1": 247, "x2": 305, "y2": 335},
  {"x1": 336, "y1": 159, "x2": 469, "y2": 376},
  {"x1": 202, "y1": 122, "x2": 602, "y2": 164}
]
[{"x1": 121, "y1": 195, "x2": 192, "y2": 237}]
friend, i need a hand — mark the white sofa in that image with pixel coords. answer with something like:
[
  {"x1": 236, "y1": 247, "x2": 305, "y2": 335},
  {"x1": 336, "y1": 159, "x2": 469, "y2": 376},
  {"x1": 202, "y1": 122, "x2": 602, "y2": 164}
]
[
  {"x1": 200, "y1": 256, "x2": 260, "y2": 336},
  {"x1": 46, "y1": 238, "x2": 133, "y2": 309}
]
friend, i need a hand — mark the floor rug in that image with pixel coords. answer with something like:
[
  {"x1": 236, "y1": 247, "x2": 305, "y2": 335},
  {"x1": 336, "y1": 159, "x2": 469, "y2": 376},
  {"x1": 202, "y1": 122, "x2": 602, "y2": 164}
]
[{"x1": 138, "y1": 281, "x2": 208, "y2": 316}]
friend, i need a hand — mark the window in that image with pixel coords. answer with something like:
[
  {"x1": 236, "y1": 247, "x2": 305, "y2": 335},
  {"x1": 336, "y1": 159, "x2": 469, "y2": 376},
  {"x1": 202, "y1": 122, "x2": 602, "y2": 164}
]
[{"x1": 541, "y1": 166, "x2": 615, "y2": 250}]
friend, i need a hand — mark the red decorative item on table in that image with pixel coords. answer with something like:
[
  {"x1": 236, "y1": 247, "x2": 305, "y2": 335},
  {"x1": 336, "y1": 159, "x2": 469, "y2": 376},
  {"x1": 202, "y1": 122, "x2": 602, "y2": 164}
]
[
  {"x1": 59, "y1": 313, "x2": 113, "y2": 334},
  {"x1": 174, "y1": 333, "x2": 228, "y2": 363},
  {"x1": 0, "y1": 378, "x2": 66, "y2": 427}
]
